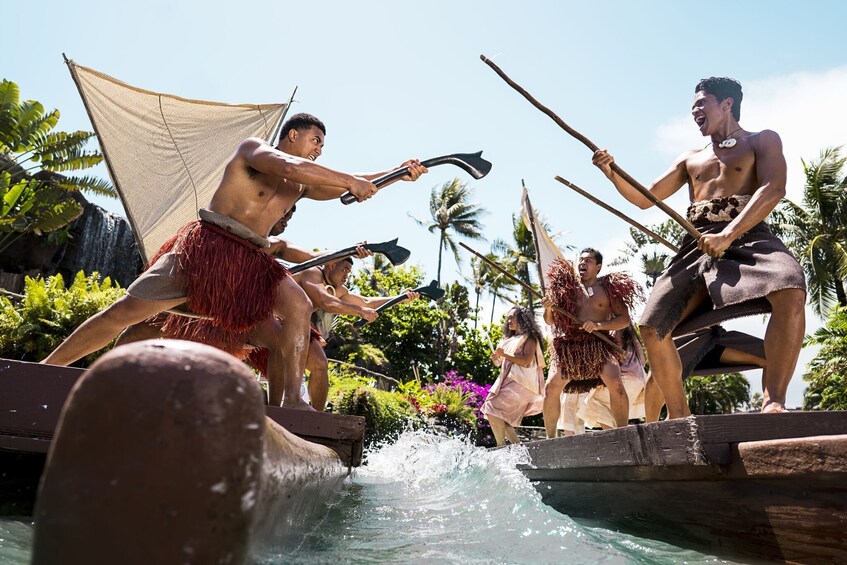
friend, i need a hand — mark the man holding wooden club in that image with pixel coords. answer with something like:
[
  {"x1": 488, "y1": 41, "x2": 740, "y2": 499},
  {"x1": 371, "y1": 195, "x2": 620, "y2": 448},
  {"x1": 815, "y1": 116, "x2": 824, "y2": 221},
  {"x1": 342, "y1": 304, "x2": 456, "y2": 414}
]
[
  {"x1": 293, "y1": 258, "x2": 420, "y2": 411},
  {"x1": 592, "y1": 77, "x2": 806, "y2": 418},
  {"x1": 43, "y1": 112, "x2": 427, "y2": 410}
]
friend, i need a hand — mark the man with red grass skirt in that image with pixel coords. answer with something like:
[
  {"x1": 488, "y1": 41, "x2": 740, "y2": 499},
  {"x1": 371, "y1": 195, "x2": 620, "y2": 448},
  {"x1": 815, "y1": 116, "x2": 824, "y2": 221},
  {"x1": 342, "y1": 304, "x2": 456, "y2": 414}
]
[
  {"x1": 541, "y1": 248, "x2": 643, "y2": 437},
  {"x1": 43, "y1": 113, "x2": 427, "y2": 409}
]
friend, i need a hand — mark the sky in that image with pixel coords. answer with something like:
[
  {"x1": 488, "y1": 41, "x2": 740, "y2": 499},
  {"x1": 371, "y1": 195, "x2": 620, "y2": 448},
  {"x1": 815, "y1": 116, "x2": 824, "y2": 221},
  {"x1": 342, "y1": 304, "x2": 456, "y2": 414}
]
[{"x1": 6, "y1": 0, "x2": 847, "y2": 407}]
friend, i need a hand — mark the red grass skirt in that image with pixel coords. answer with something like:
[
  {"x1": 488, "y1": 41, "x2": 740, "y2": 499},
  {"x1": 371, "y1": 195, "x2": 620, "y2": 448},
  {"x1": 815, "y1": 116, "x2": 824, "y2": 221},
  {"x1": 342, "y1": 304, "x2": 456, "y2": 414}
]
[{"x1": 147, "y1": 220, "x2": 288, "y2": 368}]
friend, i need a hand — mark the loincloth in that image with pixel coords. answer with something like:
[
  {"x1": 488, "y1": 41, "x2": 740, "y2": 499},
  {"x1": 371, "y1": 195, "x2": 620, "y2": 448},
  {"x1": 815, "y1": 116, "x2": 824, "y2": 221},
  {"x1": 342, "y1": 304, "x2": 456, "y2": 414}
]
[
  {"x1": 640, "y1": 201, "x2": 805, "y2": 339},
  {"x1": 127, "y1": 209, "x2": 287, "y2": 362},
  {"x1": 675, "y1": 325, "x2": 765, "y2": 379},
  {"x1": 553, "y1": 332, "x2": 622, "y2": 393}
]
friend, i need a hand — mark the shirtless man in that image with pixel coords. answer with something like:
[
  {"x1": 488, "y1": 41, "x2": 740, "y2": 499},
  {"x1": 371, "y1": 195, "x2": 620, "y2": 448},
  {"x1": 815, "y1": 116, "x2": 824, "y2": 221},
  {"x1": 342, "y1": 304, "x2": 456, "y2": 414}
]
[
  {"x1": 542, "y1": 249, "x2": 642, "y2": 436},
  {"x1": 292, "y1": 257, "x2": 419, "y2": 410},
  {"x1": 43, "y1": 113, "x2": 427, "y2": 409},
  {"x1": 592, "y1": 77, "x2": 806, "y2": 418}
]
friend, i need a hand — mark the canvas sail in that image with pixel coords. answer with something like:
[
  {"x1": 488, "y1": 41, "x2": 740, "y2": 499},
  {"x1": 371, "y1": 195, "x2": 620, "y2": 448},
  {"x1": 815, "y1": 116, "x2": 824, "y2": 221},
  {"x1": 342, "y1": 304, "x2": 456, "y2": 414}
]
[{"x1": 65, "y1": 59, "x2": 293, "y2": 262}]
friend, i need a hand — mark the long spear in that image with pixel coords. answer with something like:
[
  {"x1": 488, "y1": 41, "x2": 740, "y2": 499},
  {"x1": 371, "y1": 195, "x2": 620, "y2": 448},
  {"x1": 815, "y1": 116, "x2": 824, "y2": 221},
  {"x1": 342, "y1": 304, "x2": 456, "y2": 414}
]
[
  {"x1": 479, "y1": 54, "x2": 701, "y2": 240},
  {"x1": 554, "y1": 176, "x2": 679, "y2": 253},
  {"x1": 459, "y1": 242, "x2": 624, "y2": 355}
]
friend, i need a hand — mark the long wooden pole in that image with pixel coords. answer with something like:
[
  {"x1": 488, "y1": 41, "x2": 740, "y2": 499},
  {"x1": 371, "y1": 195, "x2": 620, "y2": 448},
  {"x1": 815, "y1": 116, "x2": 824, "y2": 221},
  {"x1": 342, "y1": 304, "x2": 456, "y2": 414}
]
[
  {"x1": 554, "y1": 176, "x2": 680, "y2": 253},
  {"x1": 480, "y1": 54, "x2": 702, "y2": 240},
  {"x1": 459, "y1": 242, "x2": 624, "y2": 355}
]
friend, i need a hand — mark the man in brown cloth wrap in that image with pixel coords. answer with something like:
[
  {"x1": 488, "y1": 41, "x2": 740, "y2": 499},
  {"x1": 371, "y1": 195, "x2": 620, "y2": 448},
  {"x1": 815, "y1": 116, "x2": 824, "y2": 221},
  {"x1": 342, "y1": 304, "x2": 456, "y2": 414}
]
[
  {"x1": 293, "y1": 257, "x2": 420, "y2": 410},
  {"x1": 43, "y1": 113, "x2": 427, "y2": 409},
  {"x1": 541, "y1": 248, "x2": 644, "y2": 436},
  {"x1": 592, "y1": 77, "x2": 806, "y2": 418}
]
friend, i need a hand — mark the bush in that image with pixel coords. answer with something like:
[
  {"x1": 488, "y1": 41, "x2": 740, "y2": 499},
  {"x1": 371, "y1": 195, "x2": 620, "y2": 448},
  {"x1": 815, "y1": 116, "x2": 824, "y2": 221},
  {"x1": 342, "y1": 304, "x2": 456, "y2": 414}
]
[
  {"x1": 326, "y1": 367, "x2": 422, "y2": 448},
  {"x1": 0, "y1": 271, "x2": 123, "y2": 365},
  {"x1": 327, "y1": 366, "x2": 496, "y2": 448}
]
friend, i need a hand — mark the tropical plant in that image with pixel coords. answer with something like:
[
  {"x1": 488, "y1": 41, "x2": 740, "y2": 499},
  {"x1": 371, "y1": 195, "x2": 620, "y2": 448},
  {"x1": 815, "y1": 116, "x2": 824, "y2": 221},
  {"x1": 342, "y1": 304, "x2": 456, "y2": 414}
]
[
  {"x1": 492, "y1": 214, "x2": 541, "y2": 308},
  {"x1": 340, "y1": 264, "x2": 443, "y2": 380},
  {"x1": 770, "y1": 146, "x2": 847, "y2": 316},
  {"x1": 0, "y1": 271, "x2": 124, "y2": 365},
  {"x1": 327, "y1": 368, "x2": 422, "y2": 448},
  {"x1": 481, "y1": 252, "x2": 518, "y2": 325},
  {"x1": 0, "y1": 79, "x2": 116, "y2": 254},
  {"x1": 411, "y1": 178, "x2": 485, "y2": 284},
  {"x1": 612, "y1": 219, "x2": 685, "y2": 288},
  {"x1": 802, "y1": 304, "x2": 847, "y2": 411},
  {"x1": 683, "y1": 372, "x2": 751, "y2": 415}
]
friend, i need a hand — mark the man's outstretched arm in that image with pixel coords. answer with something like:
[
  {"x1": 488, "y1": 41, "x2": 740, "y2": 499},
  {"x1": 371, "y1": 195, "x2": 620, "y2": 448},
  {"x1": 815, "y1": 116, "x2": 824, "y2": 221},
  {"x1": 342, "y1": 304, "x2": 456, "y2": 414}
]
[{"x1": 592, "y1": 149, "x2": 692, "y2": 209}]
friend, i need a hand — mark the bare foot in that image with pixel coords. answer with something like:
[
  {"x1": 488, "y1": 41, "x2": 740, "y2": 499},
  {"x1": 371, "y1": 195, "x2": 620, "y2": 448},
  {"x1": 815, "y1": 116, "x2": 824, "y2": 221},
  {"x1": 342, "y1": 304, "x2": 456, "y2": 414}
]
[
  {"x1": 762, "y1": 401, "x2": 787, "y2": 413},
  {"x1": 282, "y1": 399, "x2": 317, "y2": 411}
]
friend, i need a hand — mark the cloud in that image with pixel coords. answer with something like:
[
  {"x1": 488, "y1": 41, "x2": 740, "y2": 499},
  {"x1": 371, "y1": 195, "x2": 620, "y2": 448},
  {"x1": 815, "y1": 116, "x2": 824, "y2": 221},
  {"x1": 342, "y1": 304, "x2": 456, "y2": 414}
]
[{"x1": 654, "y1": 66, "x2": 847, "y2": 203}]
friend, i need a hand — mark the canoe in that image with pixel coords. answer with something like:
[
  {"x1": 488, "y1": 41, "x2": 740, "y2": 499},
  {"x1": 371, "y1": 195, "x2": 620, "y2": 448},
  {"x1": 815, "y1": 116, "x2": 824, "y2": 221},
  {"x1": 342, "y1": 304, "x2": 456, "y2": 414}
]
[
  {"x1": 518, "y1": 412, "x2": 847, "y2": 563},
  {"x1": 0, "y1": 341, "x2": 364, "y2": 564}
]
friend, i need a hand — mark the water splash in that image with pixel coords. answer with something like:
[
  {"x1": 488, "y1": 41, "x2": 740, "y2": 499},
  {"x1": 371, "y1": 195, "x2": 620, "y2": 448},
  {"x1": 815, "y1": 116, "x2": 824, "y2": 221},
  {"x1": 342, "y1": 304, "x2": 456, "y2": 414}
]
[
  {"x1": 260, "y1": 431, "x2": 736, "y2": 564},
  {"x1": 0, "y1": 432, "x2": 738, "y2": 564}
]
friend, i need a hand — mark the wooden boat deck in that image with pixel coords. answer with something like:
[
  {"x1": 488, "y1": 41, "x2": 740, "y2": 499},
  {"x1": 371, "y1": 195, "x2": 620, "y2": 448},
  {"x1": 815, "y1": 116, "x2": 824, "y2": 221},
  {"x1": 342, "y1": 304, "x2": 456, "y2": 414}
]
[
  {"x1": 519, "y1": 413, "x2": 847, "y2": 563},
  {"x1": 0, "y1": 357, "x2": 365, "y2": 515}
]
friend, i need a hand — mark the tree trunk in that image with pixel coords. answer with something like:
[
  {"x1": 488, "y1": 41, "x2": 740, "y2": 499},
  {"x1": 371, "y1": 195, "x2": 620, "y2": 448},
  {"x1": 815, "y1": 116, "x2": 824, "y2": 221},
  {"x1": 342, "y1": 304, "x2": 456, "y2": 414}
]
[
  {"x1": 490, "y1": 293, "x2": 496, "y2": 326},
  {"x1": 437, "y1": 231, "x2": 445, "y2": 285},
  {"x1": 474, "y1": 288, "x2": 481, "y2": 330}
]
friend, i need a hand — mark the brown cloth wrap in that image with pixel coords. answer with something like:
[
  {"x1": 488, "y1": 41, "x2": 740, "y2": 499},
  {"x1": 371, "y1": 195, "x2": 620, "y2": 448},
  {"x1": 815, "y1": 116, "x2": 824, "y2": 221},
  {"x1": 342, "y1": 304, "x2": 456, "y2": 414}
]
[
  {"x1": 640, "y1": 196, "x2": 806, "y2": 339},
  {"x1": 547, "y1": 259, "x2": 644, "y2": 393}
]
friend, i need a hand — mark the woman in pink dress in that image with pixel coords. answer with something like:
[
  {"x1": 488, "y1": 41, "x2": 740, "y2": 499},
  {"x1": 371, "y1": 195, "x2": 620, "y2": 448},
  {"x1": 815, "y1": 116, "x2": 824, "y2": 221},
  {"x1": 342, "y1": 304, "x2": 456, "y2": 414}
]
[{"x1": 482, "y1": 307, "x2": 546, "y2": 446}]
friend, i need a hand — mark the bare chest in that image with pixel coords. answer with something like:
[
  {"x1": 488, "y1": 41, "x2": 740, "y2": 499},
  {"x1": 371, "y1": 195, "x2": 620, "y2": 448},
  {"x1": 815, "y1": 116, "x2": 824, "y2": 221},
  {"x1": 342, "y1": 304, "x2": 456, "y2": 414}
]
[{"x1": 686, "y1": 144, "x2": 758, "y2": 201}]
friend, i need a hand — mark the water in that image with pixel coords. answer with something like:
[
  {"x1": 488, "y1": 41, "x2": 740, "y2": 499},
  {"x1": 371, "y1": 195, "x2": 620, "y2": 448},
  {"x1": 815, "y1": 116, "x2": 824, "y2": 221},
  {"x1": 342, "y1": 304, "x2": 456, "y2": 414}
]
[{"x1": 1, "y1": 432, "x2": 737, "y2": 564}]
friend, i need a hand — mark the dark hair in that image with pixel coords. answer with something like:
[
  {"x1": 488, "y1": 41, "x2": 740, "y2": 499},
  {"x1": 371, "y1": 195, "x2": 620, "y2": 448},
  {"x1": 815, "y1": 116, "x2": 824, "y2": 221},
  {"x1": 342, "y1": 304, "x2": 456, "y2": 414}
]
[
  {"x1": 580, "y1": 247, "x2": 603, "y2": 265},
  {"x1": 277, "y1": 113, "x2": 326, "y2": 144},
  {"x1": 695, "y1": 77, "x2": 743, "y2": 121},
  {"x1": 502, "y1": 306, "x2": 544, "y2": 352}
]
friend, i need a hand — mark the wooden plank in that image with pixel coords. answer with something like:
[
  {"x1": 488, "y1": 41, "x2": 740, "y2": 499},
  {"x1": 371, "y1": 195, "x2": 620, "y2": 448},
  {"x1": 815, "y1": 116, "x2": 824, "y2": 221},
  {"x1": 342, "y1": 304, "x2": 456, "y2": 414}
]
[
  {"x1": 693, "y1": 412, "x2": 847, "y2": 444},
  {"x1": 265, "y1": 406, "x2": 364, "y2": 441},
  {"x1": 524, "y1": 418, "x2": 704, "y2": 469},
  {"x1": 0, "y1": 359, "x2": 83, "y2": 438},
  {"x1": 1, "y1": 359, "x2": 364, "y2": 450}
]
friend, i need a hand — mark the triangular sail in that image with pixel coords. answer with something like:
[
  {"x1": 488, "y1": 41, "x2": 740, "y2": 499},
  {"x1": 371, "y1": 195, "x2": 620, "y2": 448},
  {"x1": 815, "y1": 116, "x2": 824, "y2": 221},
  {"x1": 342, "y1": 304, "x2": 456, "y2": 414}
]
[
  {"x1": 65, "y1": 59, "x2": 293, "y2": 262},
  {"x1": 520, "y1": 186, "x2": 566, "y2": 291}
]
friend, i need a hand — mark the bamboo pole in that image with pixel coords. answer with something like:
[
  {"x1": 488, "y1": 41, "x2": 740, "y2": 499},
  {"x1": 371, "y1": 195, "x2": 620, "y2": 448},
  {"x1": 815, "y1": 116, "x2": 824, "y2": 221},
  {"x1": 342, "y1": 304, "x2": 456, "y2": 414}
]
[
  {"x1": 554, "y1": 176, "x2": 679, "y2": 253},
  {"x1": 459, "y1": 242, "x2": 624, "y2": 355},
  {"x1": 480, "y1": 54, "x2": 702, "y2": 240}
]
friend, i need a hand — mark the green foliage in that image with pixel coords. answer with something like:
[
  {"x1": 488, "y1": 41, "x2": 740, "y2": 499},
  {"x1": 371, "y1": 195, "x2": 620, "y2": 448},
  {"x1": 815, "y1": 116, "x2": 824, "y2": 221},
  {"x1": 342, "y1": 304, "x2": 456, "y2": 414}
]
[
  {"x1": 0, "y1": 79, "x2": 116, "y2": 254},
  {"x1": 342, "y1": 263, "x2": 443, "y2": 379},
  {"x1": 684, "y1": 372, "x2": 751, "y2": 415},
  {"x1": 449, "y1": 324, "x2": 502, "y2": 384},
  {"x1": 0, "y1": 271, "x2": 124, "y2": 365},
  {"x1": 802, "y1": 305, "x2": 847, "y2": 410},
  {"x1": 611, "y1": 219, "x2": 684, "y2": 288},
  {"x1": 770, "y1": 146, "x2": 847, "y2": 315},
  {"x1": 326, "y1": 367, "x2": 422, "y2": 448}
]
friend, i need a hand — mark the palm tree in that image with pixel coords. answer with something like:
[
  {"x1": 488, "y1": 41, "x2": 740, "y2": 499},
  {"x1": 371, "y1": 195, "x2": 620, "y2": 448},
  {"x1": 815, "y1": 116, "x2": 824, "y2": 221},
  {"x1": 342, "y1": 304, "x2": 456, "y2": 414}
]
[
  {"x1": 770, "y1": 146, "x2": 847, "y2": 316},
  {"x1": 412, "y1": 178, "x2": 485, "y2": 285},
  {"x1": 492, "y1": 214, "x2": 538, "y2": 308},
  {"x1": 464, "y1": 256, "x2": 486, "y2": 330},
  {"x1": 684, "y1": 372, "x2": 751, "y2": 415},
  {"x1": 612, "y1": 220, "x2": 684, "y2": 288},
  {"x1": 0, "y1": 79, "x2": 116, "y2": 254},
  {"x1": 482, "y1": 254, "x2": 517, "y2": 325}
]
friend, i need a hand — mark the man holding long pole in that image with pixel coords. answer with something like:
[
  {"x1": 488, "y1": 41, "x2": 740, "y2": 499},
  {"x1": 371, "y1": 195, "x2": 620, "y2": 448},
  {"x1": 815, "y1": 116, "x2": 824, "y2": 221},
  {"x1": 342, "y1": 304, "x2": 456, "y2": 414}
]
[
  {"x1": 542, "y1": 248, "x2": 643, "y2": 434},
  {"x1": 592, "y1": 77, "x2": 806, "y2": 418}
]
